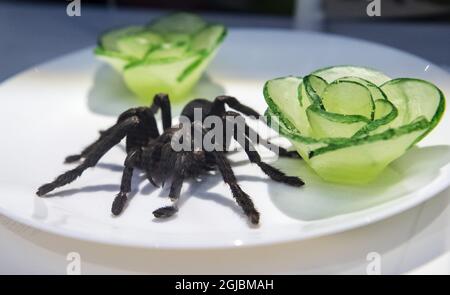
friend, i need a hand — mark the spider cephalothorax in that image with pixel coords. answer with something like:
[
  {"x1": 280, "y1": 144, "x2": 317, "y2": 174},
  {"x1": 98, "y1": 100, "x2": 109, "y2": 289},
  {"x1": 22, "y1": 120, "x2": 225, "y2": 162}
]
[{"x1": 37, "y1": 94, "x2": 303, "y2": 225}]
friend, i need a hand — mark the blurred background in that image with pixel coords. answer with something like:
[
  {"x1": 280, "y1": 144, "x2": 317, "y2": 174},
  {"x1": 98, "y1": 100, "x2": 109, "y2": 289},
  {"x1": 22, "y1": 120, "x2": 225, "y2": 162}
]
[{"x1": 0, "y1": 0, "x2": 449, "y2": 81}]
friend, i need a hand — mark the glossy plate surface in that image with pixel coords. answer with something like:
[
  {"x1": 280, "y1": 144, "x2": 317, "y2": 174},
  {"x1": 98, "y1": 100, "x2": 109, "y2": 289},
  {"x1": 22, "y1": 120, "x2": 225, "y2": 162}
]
[{"x1": 0, "y1": 29, "x2": 449, "y2": 249}]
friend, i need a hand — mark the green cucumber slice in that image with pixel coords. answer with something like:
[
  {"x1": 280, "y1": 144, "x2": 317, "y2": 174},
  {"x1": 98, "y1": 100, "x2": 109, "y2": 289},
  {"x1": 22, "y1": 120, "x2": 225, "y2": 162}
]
[
  {"x1": 191, "y1": 25, "x2": 227, "y2": 53},
  {"x1": 321, "y1": 80, "x2": 374, "y2": 119},
  {"x1": 338, "y1": 76, "x2": 387, "y2": 102},
  {"x1": 374, "y1": 99, "x2": 396, "y2": 120},
  {"x1": 122, "y1": 48, "x2": 219, "y2": 102},
  {"x1": 302, "y1": 74, "x2": 328, "y2": 106},
  {"x1": 146, "y1": 42, "x2": 190, "y2": 60},
  {"x1": 98, "y1": 26, "x2": 144, "y2": 52},
  {"x1": 95, "y1": 13, "x2": 227, "y2": 102},
  {"x1": 352, "y1": 99, "x2": 398, "y2": 137},
  {"x1": 123, "y1": 52, "x2": 203, "y2": 101},
  {"x1": 380, "y1": 78, "x2": 445, "y2": 131},
  {"x1": 306, "y1": 104, "x2": 370, "y2": 138},
  {"x1": 312, "y1": 65, "x2": 391, "y2": 85},
  {"x1": 163, "y1": 33, "x2": 191, "y2": 44},
  {"x1": 266, "y1": 106, "x2": 429, "y2": 184},
  {"x1": 263, "y1": 67, "x2": 445, "y2": 184},
  {"x1": 94, "y1": 47, "x2": 133, "y2": 72},
  {"x1": 308, "y1": 118, "x2": 430, "y2": 184},
  {"x1": 263, "y1": 76, "x2": 311, "y2": 135},
  {"x1": 116, "y1": 31, "x2": 163, "y2": 59},
  {"x1": 264, "y1": 108, "x2": 328, "y2": 159},
  {"x1": 147, "y1": 12, "x2": 207, "y2": 35}
]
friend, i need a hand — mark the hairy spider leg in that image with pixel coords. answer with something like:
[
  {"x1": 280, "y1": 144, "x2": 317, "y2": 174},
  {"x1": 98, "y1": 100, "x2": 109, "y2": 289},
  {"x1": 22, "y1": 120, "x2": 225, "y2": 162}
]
[
  {"x1": 36, "y1": 116, "x2": 140, "y2": 196},
  {"x1": 149, "y1": 93, "x2": 172, "y2": 131},
  {"x1": 64, "y1": 107, "x2": 146, "y2": 163},
  {"x1": 213, "y1": 150, "x2": 260, "y2": 225},
  {"x1": 210, "y1": 95, "x2": 260, "y2": 117},
  {"x1": 210, "y1": 96, "x2": 300, "y2": 159},
  {"x1": 168, "y1": 172, "x2": 184, "y2": 202},
  {"x1": 111, "y1": 148, "x2": 141, "y2": 215},
  {"x1": 170, "y1": 122, "x2": 259, "y2": 224},
  {"x1": 225, "y1": 111, "x2": 304, "y2": 187},
  {"x1": 150, "y1": 122, "x2": 259, "y2": 222},
  {"x1": 64, "y1": 129, "x2": 108, "y2": 163},
  {"x1": 151, "y1": 142, "x2": 216, "y2": 219},
  {"x1": 65, "y1": 93, "x2": 170, "y2": 164},
  {"x1": 235, "y1": 117, "x2": 300, "y2": 158},
  {"x1": 125, "y1": 108, "x2": 160, "y2": 153},
  {"x1": 152, "y1": 147, "x2": 191, "y2": 219},
  {"x1": 152, "y1": 171, "x2": 183, "y2": 219}
]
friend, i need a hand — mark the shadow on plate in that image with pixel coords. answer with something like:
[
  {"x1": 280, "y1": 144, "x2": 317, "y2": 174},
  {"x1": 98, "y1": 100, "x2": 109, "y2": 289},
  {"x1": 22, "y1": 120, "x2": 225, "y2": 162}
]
[
  {"x1": 268, "y1": 145, "x2": 450, "y2": 221},
  {"x1": 87, "y1": 65, "x2": 225, "y2": 117}
]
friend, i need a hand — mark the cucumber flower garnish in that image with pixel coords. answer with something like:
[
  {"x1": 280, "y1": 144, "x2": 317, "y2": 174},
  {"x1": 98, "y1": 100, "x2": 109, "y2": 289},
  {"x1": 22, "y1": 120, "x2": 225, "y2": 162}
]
[
  {"x1": 264, "y1": 66, "x2": 445, "y2": 184},
  {"x1": 95, "y1": 13, "x2": 227, "y2": 102}
]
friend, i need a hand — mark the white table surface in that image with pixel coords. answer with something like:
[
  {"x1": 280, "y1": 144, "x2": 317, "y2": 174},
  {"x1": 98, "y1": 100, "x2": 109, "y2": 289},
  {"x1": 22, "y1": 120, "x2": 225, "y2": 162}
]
[{"x1": 0, "y1": 2, "x2": 449, "y2": 275}]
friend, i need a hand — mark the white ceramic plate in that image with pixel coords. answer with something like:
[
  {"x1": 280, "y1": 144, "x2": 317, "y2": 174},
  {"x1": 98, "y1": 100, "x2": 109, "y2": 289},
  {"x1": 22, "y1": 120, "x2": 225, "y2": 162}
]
[{"x1": 1, "y1": 29, "x2": 449, "y2": 249}]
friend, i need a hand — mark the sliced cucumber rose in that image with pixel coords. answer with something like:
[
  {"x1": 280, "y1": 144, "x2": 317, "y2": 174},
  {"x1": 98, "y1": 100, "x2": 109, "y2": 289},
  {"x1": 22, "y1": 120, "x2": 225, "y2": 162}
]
[
  {"x1": 95, "y1": 13, "x2": 227, "y2": 102},
  {"x1": 264, "y1": 66, "x2": 445, "y2": 184}
]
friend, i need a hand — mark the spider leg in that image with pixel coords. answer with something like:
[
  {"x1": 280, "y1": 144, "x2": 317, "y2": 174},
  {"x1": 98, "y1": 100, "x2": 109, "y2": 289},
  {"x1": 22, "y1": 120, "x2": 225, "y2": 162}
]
[
  {"x1": 213, "y1": 150, "x2": 260, "y2": 224},
  {"x1": 125, "y1": 108, "x2": 160, "y2": 153},
  {"x1": 64, "y1": 108, "x2": 142, "y2": 163},
  {"x1": 36, "y1": 116, "x2": 140, "y2": 196},
  {"x1": 225, "y1": 112, "x2": 304, "y2": 187},
  {"x1": 149, "y1": 93, "x2": 172, "y2": 131},
  {"x1": 210, "y1": 95, "x2": 260, "y2": 117},
  {"x1": 111, "y1": 149, "x2": 140, "y2": 216},
  {"x1": 210, "y1": 97, "x2": 300, "y2": 159},
  {"x1": 152, "y1": 154, "x2": 185, "y2": 218},
  {"x1": 152, "y1": 174, "x2": 183, "y2": 219},
  {"x1": 153, "y1": 205, "x2": 178, "y2": 218},
  {"x1": 64, "y1": 130, "x2": 108, "y2": 164}
]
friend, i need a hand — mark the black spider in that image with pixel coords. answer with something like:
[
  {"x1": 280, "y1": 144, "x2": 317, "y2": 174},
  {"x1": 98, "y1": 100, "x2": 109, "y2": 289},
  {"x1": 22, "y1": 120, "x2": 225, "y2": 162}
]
[{"x1": 36, "y1": 94, "x2": 303, "y2": 225}]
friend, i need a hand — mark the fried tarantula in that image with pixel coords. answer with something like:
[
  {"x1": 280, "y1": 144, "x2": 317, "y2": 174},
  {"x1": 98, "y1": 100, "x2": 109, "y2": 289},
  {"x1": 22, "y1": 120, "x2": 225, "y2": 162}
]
[{"x1": 37, "y1": 94, "x2": 303, "y2": 225}]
